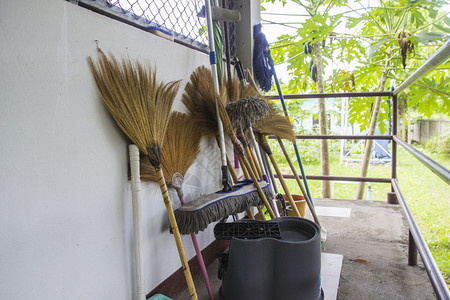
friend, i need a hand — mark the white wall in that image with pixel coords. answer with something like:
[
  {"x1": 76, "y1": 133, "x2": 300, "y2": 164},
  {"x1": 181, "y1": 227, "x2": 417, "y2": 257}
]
[{"x1": 0, "y1": 1, "x2": 224, "y2": 299}]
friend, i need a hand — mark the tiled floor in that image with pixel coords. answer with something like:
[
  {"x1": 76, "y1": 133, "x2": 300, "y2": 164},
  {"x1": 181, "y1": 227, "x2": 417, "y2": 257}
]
[{"x1": 321, "y1": 253, "x2": 343, "y2": 300}]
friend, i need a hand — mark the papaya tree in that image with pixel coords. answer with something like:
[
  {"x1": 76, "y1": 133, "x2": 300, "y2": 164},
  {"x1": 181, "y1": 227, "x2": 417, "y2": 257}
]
[
  {"x1": 264, "y1": 0, "x2": 347, "y2": 198},
  {"x1": 263, "y1": 0, "x2": 449, "y2": 199},
  {"x1": 344, "y1": 0, "x2": 449, "y2": 199}
]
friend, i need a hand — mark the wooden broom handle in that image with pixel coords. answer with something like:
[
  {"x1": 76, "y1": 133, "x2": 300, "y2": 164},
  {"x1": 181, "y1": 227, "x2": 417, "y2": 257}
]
[
  {"x1": 226, "y1": 153, "x2": 239, "y2": 183},
  {"x1": 240, "y1": 153, "x2": 250, "y2": 180},
  {"x1": 268, "y1": 153, "x2": 302, "y2": 218},
  {"x1": 245, "y1": 146, "x2": 261, "y2": 181},
  {"x1": 236, "y1": 154, "x2": 264, "y2": 219},
  {"x1": 249, "y1": 147, "x2": 264, "y2": 180},
  {"x1": 239, "y1": 154, "x2": 275, "y2": 219},
  {"x1": 237, "y1": 156, "x2": 255, "y2": 219},
  {"x1": 156, "y1": 168, "x2": 198, "y2": 300},
  {"x1": 277, "y1": 138, "x2": 321, "y2": 226}
]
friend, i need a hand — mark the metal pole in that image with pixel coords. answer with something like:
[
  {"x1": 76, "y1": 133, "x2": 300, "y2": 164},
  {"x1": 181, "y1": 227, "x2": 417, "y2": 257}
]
[
  {"x1": 391, "y1": 179, "x2": 450, "y2": 300},
  {"x1": 391, "y1": 95, "x2": 398, "y2": 192},
  {"x1": 393, "y1": 136, "x2": 450, "y2": 185},
  {"x1": 408, "y1": 230, "x2": 418, "y2": 266}
]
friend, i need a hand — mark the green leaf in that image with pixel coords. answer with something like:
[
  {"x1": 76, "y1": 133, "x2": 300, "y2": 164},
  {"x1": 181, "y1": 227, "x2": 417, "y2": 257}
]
[{"x1": 433, "y1": 24, "x2": 450, "y2": 34}]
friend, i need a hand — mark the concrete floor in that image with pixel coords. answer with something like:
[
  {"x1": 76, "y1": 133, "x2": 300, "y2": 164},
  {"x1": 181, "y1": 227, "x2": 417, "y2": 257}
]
[{"x1": 173, "y1": 199, "x2": 437, "y2": 300}]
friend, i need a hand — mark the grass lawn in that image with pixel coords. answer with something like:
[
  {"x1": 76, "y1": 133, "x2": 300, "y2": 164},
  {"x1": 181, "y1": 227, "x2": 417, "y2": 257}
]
[{"x1": 271, "y1": 142, "x2": 449, "y2": 284}]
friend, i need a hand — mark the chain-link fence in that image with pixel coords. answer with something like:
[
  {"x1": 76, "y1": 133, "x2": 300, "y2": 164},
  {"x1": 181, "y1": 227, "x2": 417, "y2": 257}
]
[{"x1": 77, "y1": 0, "x2": 237, "y2": 57}]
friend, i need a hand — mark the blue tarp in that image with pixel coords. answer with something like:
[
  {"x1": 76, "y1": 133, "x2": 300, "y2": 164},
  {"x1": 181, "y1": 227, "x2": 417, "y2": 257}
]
[{"x1": 373, "y1": 128, "x2": 390, "y2": 159}]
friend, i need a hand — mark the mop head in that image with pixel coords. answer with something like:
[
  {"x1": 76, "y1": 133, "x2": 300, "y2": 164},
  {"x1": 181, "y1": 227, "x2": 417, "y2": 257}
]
[
  {"x1": 226, "y1": 96, "x2": 269, "y2": 129},
  {"x1": 253, "y1": 24, "x2": 273, "y2": 92},
  {"x1": 174, "y1": 180, "x2": 273, "y2": 234}
]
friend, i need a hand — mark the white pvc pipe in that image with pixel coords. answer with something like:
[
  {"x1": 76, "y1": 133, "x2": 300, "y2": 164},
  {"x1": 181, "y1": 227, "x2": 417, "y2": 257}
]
[{"x1": 129, "y1": 144, "x2": 145, "y2": 300}]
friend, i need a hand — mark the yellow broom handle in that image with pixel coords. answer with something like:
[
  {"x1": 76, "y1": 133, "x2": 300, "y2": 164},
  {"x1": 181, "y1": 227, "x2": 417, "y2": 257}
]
[
  {"x1": 240, "y1": 155, "x2": 250, "y2": 180},
  {"x1": 246, "y1": 208, "x2": 255, "y2": 219},
  {"x1": 156, "y1": 168, "x2": 198, "y2": 300},
  {"x1": 239, "y1": 154, "x2": 275, "y2": 219},
  {"x1": 277, "y1": 138, "x2": 321, "y2": 226},
  {"x1": 237, "y1": 155, "x2": 265, "y2": 220},
  {"x1": 268, "y1": 154, "x2": 301, "y2": 218},
  {"x1": 226, "y1": 153, "x2": 239, "y2": 184},
  {"x1": 236, "y1": 155, "x2": 256, "y2": 219},
  {"x1": 250, "y1": 147, "x2": 263, "y2": 179},
  {"x1": 245, "y1": 147, "x2": 261, "y2": 181}
]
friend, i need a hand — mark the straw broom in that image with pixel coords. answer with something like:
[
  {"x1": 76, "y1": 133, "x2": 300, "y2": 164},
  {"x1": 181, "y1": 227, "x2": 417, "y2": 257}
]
[
  {"x1": 88, "y1": 51, "x2": 198, "y2": 300},
  {"x1": 139, "y1": 111, "x2": 215, "y2": 300},
  {"x1": 182, "y1": 66, "x2": 275, "y2": 219}
]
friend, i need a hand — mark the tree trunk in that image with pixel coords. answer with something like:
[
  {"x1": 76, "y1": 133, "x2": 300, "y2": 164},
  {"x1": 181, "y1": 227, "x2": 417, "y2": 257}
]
[
  {"x1": 313, "y1": 42, "x2": 331, "y2": 198},
  {"x1": 355, "y1": 68, "x2": 389, "y2": 200},
  {"x1": 398, "y1": 95, "x2": 407, "y2": 141}
]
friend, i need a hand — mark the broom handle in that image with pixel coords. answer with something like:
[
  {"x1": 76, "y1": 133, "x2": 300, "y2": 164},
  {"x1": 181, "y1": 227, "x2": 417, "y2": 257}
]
[
  {"x1": 179, "y1": 195, "x2": 215, "y2": 300},
  {"x1": 240, "y1": 154, "x2": 250, "y2": 180},
  {"x1": 244, "y1": 147, "x2": 260, "y2": 181},
  {"x1": 260, "y1": 148, "x2": 282, "y2": 218},
  {"x1": 249, "y1": 147, "x2": 263, "y2": 180},
  {"x1": 156, "y1": 169, "x2": 198, "y2": 300},
  {"x1": 248, "y1": 126, "x2": 265, "y2": 179},
  {"x1": 270, "y1": 60, "x2": 314, "y2": 205},
  {"x1": 205, "y1": 0, "x2": 230, "y2": 192},
  {"x1": 277, "y1": 138, "x2": 321, "y2": 226},
  {"x1": 238, "y1": 153, "x2": 275, "y2": 219},
  {"x1": 241, "y1": 154, "x2": 256, "y2": 220},
  {"x1": 226, "y1": 153, "x2": 239, "y2": 183},
  {"x1": 129, "y1": 145, "x2": 145, "y2": 300},
  {"x1": 261, "y1": 148, "x2": 278, "y2": 194},
  {"x1": 236, "y1": 154, "x2": 265, "y2": 220},
  {"x1": 268, "y1": 153, "x2": 302, "y2": 218}
]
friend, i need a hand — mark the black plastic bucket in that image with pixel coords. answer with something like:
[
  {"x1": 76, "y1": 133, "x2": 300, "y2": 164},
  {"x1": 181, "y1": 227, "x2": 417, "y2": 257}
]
[{"x1": 218, "y1": 217, "x2": 322, "y2": 300}]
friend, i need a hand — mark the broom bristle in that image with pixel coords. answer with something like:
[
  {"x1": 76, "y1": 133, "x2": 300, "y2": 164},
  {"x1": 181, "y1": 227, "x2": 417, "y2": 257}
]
[
  {"x1": 240, "y1": 84, "x2": 260, "y2": 99},
  {"x1": 254, "y1": 102, "x2": 295, "y2": 142},
  {"x1": 140, "y1": 112, "x2": 201, "y2": 186},
  {"x1": 225, "y1": 76, "x2": 260, "y2": 104},
  {"x1": 88, "y1": 50, "x2": 180, "y2": 168},
  {"x1": 182, "y1": 66, "x2": 235, "y2": 139},
  {"x1": 225, "y1": 76, "x2": 241, "y2": 104}
]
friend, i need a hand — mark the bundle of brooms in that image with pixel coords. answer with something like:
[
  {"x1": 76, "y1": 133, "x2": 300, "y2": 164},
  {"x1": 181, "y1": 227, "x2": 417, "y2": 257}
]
[
  {"x1": 247, "y1": 73, "x2": 323, "y2": 227},
  {"x1": 88, "y1": 50, "x2": 198, "y2": 299},
  {"x1": 173, "y1": 66, "x2": 276, "y2": 235}
]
